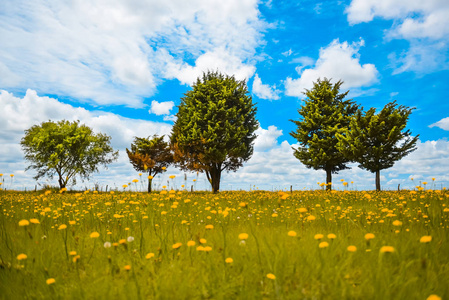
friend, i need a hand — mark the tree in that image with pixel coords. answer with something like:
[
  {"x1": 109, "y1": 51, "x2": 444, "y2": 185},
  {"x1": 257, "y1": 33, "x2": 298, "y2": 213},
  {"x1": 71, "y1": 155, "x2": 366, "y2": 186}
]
[
  {"x1": 126, "y1": 135, "x2": 173, "y2": 192},
  {"x1": 336, "y1": 101, "x2": 418, "y2": 191},
  {"x1": 290, "y1": 78, "x2": 359, "y2": 190},
  {"x1": 21, "y1": 120, "x2": 118, "y2": 189},
  {"x1": 171, "y1": 71, "x2": 258, "y2": 193}
]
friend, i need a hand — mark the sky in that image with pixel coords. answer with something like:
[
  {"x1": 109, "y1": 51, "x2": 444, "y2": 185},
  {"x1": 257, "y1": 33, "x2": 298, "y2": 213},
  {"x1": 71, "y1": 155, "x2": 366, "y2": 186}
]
[{"x1": 1, "y1": 0, "x2": 449, "y2": 191}]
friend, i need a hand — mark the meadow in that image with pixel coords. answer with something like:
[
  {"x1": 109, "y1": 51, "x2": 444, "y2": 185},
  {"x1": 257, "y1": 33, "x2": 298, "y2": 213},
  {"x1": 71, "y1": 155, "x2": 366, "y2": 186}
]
[{"x1": 0, "y1": 188, "x2": 448, "y2": 299}]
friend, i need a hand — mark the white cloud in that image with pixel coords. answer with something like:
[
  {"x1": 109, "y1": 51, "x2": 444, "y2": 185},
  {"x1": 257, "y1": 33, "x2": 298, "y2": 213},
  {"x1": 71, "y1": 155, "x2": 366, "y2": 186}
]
[
  {"x1": 346, "y1": 0, "x2": 449, "y2": 74},
  {"x1": 345, "y1": 0, "x2": 449, "y2": 32},
  {"x1": 252, "y1": 74, "x2": 281, "y2": 100},
  {"x1": 0, "y1": 0, "x2": 264, "y2": 107},
  {"x1": 285, "y1": 39, "x2": 379, "y2": 97},
  {"x1": 149, "y1": 100, "x2": 175, "y2": 116},
  {"x1": 429, "y1": 117, "x2": 449, "y2": 131},
  {"x1": 389, "y1": 42, "x2": 449, "y2": 74},
  {"x1": 163, "y1": 48, "x2": 257, "y2": 86},
  {"x1": 254, "y1": 125, "x2": 283, "y2": 151}
]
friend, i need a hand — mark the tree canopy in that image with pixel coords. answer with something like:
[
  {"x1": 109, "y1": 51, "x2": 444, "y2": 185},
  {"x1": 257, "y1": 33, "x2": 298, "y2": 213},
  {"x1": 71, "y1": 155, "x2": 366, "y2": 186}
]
[
  {"x1": 290, "y1": 78, "x2": 359, "y2": 190},
  {"x1": 126, "y1": 135, "x2": 173, "y2": 192},
  {"x1": 21, "y1": 120, "x2": 118, "y2": 189},
  {"x1": 171, "y1": 71, "x2": 258, "y2": 193},
  {"x1": 337, "y1": 101, "x2": 418, "y2": 191}
]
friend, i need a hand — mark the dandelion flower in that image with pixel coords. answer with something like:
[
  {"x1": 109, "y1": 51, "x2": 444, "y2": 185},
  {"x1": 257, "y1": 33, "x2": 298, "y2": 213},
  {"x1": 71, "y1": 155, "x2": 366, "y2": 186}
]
[
  {"x1": 199, "y1": 238, "x2": 207, "y2": 244},
  {"x1": 187, "y1": 241, "x2": 196, "y2": 247},
  {"x1": 169, "y1": 175, "x2": 176, "y2": 179},
  {"x1": 288, "y1": 231, "x2": 297, "y2": 237},
  {"x1": 119, "y1": 239, "x2": 127, "y2": 244},
  {"x1": 17, "y1": 253, "x2": 27, "y2": 260},
  {"x1": 298, "y1": 208, "x2": 307, "y2": 213},
  {"x1": 124, "y1": 265, "x2": 131, "y2": 271},
  {"x1": 69, "y1": 251, "x2": 77, "y2": 256},
  {"x1": 204, "y1": 246, "x2": 212, "y2": 252},
  {"x1": 239, "y1": 233, "x2": 249, "y2": 240},
  {"x1": 205, "y1": 225, "x2": 214, "y2": 229},
  {"x1": 58, "y1": 224, "x2": 67, "y2": 230},
  {"x1": 365, "y1": 233, "x2": 375, "y2": 240},
  {"x1": 196, "y1": 246, "x2": 205, "y2": 251},
  {"x1": 319, "y1": 241, "x2": 329, "y2": 248},
  {"x1": 148, "y1": 175, "x2": 153, "y2": 180},
  {"x1": 172, "y1": 242, "x2": 182, "y2": 249},
  {"x1": 90, "y1": 232, "x2": 100, "y2": 238},
  {"x1": 145, "y1": 253, "x2": 155, "y2": 259},
  {"x1": 30, "y1": 218, "x2": 40, "y2": 224},
  {"x1": 427, "y1": 295, "x2": 441, "y2": 300},
  {"x1": 266, "y1": 273, "x2": 276, "y2": 280},
  {"x1": 73, "y1": 255, "x2": 80, "y2": 262},
  {"x1": 307, "y1": 215, "x2": 316, "y2": 221},
  {"x1": 104, "y1": 242, "x2": 112, "y2": 248},
  {"x1": 420, "y1": 236, "x2": 432, "y2": 243},
  {"x1": 347, "y1": 245, "x2": 357, "y2": 252},
  {"x1": 46, "y1": 278, "x2": 56, "y2": 285},
  {"x1": 19, "y1": 220, "x2": 29, "y2": 226},
  {"x1": 380, "y1": 246, "x2": 395, "y2": 253},
  {"x1": 132, "y1": 179, "x2": 138, "y2": 183},
  {"x1": 392, "y1": 220, "x2": 402, "y2": 226},
  {"x1": 314, "y1": 234, "x2": 324, "y2": 240},
  {"x1": 127, "y1": 236, "x2": 134, "y2": 242},
  {"x1": 327, "y1": 233, "x2": 336, "y2": 239},
  {"x1": 225, "y1": 257, "x2": 233, "y2": 264}
]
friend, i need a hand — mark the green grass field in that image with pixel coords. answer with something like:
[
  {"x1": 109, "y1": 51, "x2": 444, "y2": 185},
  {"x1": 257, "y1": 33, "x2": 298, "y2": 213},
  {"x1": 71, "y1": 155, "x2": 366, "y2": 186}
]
[{"x1": 1, "y1": 189, "x2": 448, "y2": 299}]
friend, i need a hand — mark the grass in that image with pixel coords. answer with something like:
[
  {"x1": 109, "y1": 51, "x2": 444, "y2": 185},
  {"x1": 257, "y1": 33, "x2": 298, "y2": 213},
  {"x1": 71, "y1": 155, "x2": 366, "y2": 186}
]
[{"x1": 0, "y1": 189, "x2": 448, "y2": 299}]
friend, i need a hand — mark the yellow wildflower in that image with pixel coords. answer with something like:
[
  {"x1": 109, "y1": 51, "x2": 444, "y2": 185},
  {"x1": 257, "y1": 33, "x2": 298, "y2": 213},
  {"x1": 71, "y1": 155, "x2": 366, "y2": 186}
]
[
  {"x1": 19, "y1": 220, "x2": 29, "y2": 226},
  {"x1": 90, "y1": 232, "x2": 100, "y2": 238}
]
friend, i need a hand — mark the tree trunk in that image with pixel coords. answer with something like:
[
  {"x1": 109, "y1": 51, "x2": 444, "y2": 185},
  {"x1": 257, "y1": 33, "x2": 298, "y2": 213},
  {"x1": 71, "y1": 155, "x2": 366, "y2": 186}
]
[
  {"x1": 326, "y1": 169, "x2": 332, "y2": 191},
  {"x1": 207, "y1": 164, "x2": 222, "y2": 194},
  {"x1": 147, "y1": 177, "x2": 152, "y2": 193},
  {"x1": 375, "y1": 170, "x2": 381, "y2": 191},
  {"x1": 58, "y1": 176, "x2": 65, "y2": 189}
]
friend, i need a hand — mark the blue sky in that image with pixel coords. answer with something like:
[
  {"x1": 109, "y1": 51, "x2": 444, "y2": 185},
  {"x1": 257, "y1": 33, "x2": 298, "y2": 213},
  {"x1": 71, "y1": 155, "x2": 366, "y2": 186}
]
[{"x1": 1, "y1": 0, "x2": 449, "y2": 191}]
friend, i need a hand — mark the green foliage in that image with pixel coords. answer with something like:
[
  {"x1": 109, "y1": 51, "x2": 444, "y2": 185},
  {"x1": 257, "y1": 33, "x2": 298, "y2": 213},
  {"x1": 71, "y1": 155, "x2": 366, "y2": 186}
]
[
  {"x1": 171, "y1": 71, "x2": 258, "y2": 193},
  {"x1": 126, "y1": 135, "x2": 173, "y2": 192},
  {"x1": 337, "y1": 101, "x2": 419, "y2": 190},
  {"x1": 290, "y1": 78, "x2": 359, "y2": 189},
  {"x1": 20, "y1": 120, "x2": 118, "y2": 189}
]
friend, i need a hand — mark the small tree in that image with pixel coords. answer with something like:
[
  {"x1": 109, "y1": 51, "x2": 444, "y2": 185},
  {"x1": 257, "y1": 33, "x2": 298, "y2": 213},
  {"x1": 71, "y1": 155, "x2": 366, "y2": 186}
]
[
  {"x1": 21, "y1": 120, "x2": 118, "y2": 189},
  {"x1": 290, "y1": 78, "x2": 359, "y2": 190},
  {"x1": 171, "y1": 71, "x2": 258, "y2": 193},
  {"x1": 337, "y1": 101, "x2": 418, "y2": 191},
  {"x1": 126, "y1": 135, "x2": 173, "y2": 192}
]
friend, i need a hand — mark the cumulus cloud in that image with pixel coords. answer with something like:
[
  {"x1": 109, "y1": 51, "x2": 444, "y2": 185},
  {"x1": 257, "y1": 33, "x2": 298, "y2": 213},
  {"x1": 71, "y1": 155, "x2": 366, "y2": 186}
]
[
  {"x1": 0, "y1": 0, "x2": 264, "y2": 107},
  {"x1": 254, "y1": 125, "x2": 283, "y2": 151},
  {"x1": 149, "y1": 100, "x2": 175, "y2": 116},
  {"x1": 252, "y1": 74, "x2": 280, "y2": 100},
  {"x1": 345, "y1": 0, "x2": 449, "y2": 32},
  {"x1": 429, "y1": 117, "x2": 449, "y2": 131},
  {"x1": 163, "y1": 48, "x2": 257, "y2": 86},
  {"x1": 346, "y1": 0, "x2": 449, "y2": 73},
  {"x1": 285, "y1": 39, "x2": 379, "y2": 97}
]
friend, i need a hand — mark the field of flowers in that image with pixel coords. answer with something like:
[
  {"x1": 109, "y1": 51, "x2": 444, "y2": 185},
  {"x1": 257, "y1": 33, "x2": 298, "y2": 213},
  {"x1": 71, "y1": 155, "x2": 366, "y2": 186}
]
[{"x1": 1, "y1": 188, "x2": 448, "y2": 299}]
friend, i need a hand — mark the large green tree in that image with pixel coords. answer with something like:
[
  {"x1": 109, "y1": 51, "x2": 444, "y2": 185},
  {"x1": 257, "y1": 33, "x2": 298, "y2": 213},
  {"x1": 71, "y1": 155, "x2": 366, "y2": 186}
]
[
  {"x1": 126, "y1": 135, "x2": 173, "y2": 192},
  {"x1": 336, "y1": 101, "x2": 418, "y2": 191},
  {"x1": 290, "y1": 78, "x2": 359, "y2": 190},
  {"x1": 21, "y1": 120, "x2": 118, "y2": 189},
  {"x1": 171, "y1": 71, "x2": 258, "y2": 193}
]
